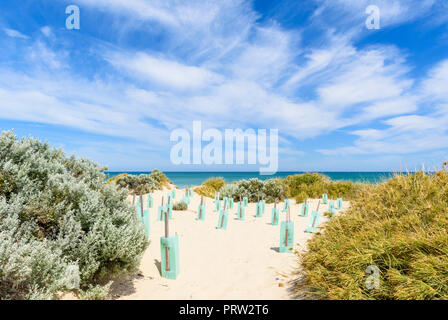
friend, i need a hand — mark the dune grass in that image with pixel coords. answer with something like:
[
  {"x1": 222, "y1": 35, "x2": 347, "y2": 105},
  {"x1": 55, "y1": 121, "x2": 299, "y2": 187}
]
[
  {"x1": 295, "y1": 170, "x2": 448, "y2": 300},
  {"x1": 283, "y1": 172, "x2": 366, "y2": 203},
  {"x1": 193, "y1": 177, "x2": 226, "y2": 198}
]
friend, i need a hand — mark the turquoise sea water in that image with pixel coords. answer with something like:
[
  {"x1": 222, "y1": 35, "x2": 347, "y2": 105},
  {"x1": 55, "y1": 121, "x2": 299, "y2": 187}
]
[{"x1": 105, "y1": 171, "x2": 397, "y2": 188}]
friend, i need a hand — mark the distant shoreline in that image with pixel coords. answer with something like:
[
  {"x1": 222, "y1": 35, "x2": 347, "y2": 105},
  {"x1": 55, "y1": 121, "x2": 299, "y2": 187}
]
[{"x1": 105, "y1": 171, "x2": 402, "y2": 188}]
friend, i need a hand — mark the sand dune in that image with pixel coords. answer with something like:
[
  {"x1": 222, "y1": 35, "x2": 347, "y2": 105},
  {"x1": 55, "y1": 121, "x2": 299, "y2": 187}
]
[{"x1": 113, "y1": 187, "x2": 349, "y2": 300}]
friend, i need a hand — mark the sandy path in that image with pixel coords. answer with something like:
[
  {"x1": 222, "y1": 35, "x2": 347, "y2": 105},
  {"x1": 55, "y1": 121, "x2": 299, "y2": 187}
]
[{"x1": 113, "y1": 188, "x2": 348, "y2": 300}]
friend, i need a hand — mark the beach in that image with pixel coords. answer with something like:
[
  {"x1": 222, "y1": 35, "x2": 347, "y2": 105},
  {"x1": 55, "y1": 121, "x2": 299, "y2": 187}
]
[{"x1": 111, "y1": 186, "x2": 349, "y2": 300}]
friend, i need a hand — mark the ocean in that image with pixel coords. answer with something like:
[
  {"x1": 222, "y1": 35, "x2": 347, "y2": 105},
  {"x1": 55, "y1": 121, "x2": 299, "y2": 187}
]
[{"x1": 105, "y1": 171, "x2": 397, "y2": 188}]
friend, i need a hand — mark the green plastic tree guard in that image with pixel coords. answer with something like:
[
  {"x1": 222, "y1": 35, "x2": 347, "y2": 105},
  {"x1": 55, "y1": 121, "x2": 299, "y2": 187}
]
[
  {"x1": 261, "y1": 200, "x2": 266, "y2": 214},
  {"x1": 282, "y1": 199, "x2": 290, "y2": 212},
  {"x1": 237, "y1": 202, "x2": 245, "y2": 220},
  {"x1": 160, "y1": 235, "x2": 180, "y2": 280},
  {"x1": 322, "y1": 194, "x2": 328, "y2": 204},
  {"x1": 147, "y1": 193, "x2": 153, "y2": 208},
  {"x1": 305, "y1": 211, "x2": 322, "y2": 233},
  {"x1": 158, "y1": 205, "x2": 167, "y2": 221},
  {"x1": 256, "y1": 202, "x2": 263, "y2": 217},
  {"x1": 142, "y1": 209, "x2": 150, "y2": 236},
  {"x1": 137, "y1": 195, "x2": 145, "y2": 222},
  {"x1": 336, "y1": 198, "x2": 343, "y2": 210},
  {"x1": 243, "y1": 197, "x2": 248, "y2": 207},
  {"x1": 217, "y1": 210, "x2": 229, "y2": 230},
  {"x1": 183, "y1": 195, "x2": 190, "y2": 205},
  {"x1": 271, "y1": 208, "x2": 280, "y2": 225},
  {"x1": 215, "y1": 199, "x2": 221, "y2": 212},
  {"x1": 279, "y1": 221, "x2": 294, "y2": 253},
  {"x1": 167, "y1": 202, "x2": 173, "y2": 219},
  {"x1": 328, "y1": 201, "x2": 336, "y2": 218},
  {"x1": 214, "y1": 193, "x2": 220, "y2": 203},
  {"x1": 300, "y1": 202, "x2": 309, "y2": 217},
  {"x1": 197, "y1": 204, "x2": 206, "y2": 220},
  {"x1": 223, "y1": 197, "x2": 228, "y2": 209}
]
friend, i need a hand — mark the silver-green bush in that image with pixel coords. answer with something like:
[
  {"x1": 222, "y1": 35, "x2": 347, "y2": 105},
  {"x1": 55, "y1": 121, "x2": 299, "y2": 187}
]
[
  {"x1": 219, "y1": 178, "x2": 286, "y2": 203},
  {"x1": 0, "y1": 131, "x2": 148, "y2": 299}
]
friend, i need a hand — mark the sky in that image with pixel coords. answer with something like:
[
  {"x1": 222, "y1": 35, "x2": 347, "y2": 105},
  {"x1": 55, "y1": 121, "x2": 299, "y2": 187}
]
[{"x1": 0, "y1": 0, "x2": 447, "y2": 172}]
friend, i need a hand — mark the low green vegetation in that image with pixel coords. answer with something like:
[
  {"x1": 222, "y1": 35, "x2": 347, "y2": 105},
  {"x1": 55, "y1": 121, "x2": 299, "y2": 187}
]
[
  {"x1": 193, "y1": 177, "x2": 226, "y2": 198},
  {"x1": 296, "y1": 169, "x2": 448, "y2": 300},
  {"x1": 0, "y1": 131, "x2": 148, "y2": 300},
  {"x1": 193, "y1": 173, "x2": 363, "y2": 204},
  {"x1": 220, "y1": 178, "x2": 287, "y2": 203},
  {"x1": 173, "y1": 201, "x2": 188, "y2": 211},
  {"x1": 107, "y1": 169, "x2": 172, "y2": 202},
  {"x1": 283, "y1": 172, "x2": 365, "y2": 203}
]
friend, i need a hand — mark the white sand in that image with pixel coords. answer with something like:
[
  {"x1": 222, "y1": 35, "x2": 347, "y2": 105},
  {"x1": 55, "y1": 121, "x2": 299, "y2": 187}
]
[{"x1": 113, "y1": 187, "x2": 349, "y2": 300}]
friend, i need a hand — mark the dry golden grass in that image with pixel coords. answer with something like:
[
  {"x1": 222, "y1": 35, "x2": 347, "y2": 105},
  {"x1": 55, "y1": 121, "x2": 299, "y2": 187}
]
[{"x1": 296, "y1": 170, "x2": 448, "y2": 300}]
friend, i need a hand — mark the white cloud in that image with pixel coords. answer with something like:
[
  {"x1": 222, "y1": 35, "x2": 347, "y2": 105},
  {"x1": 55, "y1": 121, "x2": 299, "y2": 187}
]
[
  {"x1": 3, "y1": 28, "x2": 29, "y2": 39},
  {"x1": 312, "y1": 0, "x2": 437, "y2": 31},
  {"x1": 106, "y1": 52, "x2": 223, "y2": 90},
  {"x1": 318, "y1": 59, "x2": 448, "y2": 156},
  {"x1": 40, "y1": 26, "x2": 52, "y2": 37},
  {"x1": 1, "y1": 0, "x2": 446, "y2": 170},
  {"x1": 421, "y1": 59, "x2": 448, "y2": 102}
]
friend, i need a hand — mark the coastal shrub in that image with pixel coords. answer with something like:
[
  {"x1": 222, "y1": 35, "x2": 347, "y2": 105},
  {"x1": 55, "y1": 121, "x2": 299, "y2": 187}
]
[
  {"x1": 0, "y1": 131, "x2": 148, "y2": 299},
  {"x1": 283, "y1": 173, "x2": 364, "y2": 203},
  {"x1": 150, "y1": 169, "x2": 172, "y2": 188},
  {"x1": 107, "y1": 170, "x2": 171, "y2": 204},
  {"x1": 219, "y1": 178, "x2": 286, "y2": 203},
  {"x1": 219, "y1": 183, "x2": 239, "y2": 199},
  {"x1": 173, "y1": 201, "x2": 188, "y2": 211},
  {"x1": 296, "y1": 170, "x2": 448, "y2": 300},
  {"x1": 194, "y1": 177, "x2": 226, "y2": 198}
]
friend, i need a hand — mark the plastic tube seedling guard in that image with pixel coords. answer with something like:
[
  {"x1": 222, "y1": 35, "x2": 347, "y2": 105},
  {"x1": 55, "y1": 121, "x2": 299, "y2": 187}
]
[
  {"x1": 217, "y1": 201, "x2": 229, "y2": 230},
  {"x1": 328, "y1": 197, "x2": 336, "y2": 217},
  {"x1": 279, "y1": 207, "x2": 294, "y2": 253},
  {"x1": 160, "y1": 210, "x2": 180, "y2": 280},
  {"x1": 215, "y1": 195, "x2": 221, "y2": 212},
  {"x1": 305, "y1": 201, "x2": 322, "y2": 233},
  {"x1": 300, "y1": 199, "x2": 309, "y2": 217},
  {"x1": 139, "y1": 194, "x2": 145, "y2": 222},
  {"x1": 197, "y1": 196, "x2": 206, "y2": 221},
  {"x1": 187, "y1": 186, "x2": 193, "y2": 198},
  {"x1": 282, "y1": 199, "x2": 290, "y2": 212},
  {"x1": 143, "y1": 209, "x2": 150, "y2": 236},
  {"x1": 322, "y1": 193, "x2": 328, "y2": 204},
  {"x1": 183, "y1": 191, "x2": 190, "y2": 205},
  {"x1": 243, "y1": 196, "x2": 248, "y2": 207},
  {"x1": 256, "y1": 196, "x2": 262, "y2": 217},
  {"x1": 271, "y1": 199, "x2": 280, "y2": 226},
  {"x1": 167, "y1": 195, "x2": 173, "y2": 219},
  {"x1": 237, "y1": 196, "x2": 245, "y2": 221},
  {"x1": 147, "y1": 193, "x2": 153, "y2": 208},
  {"x1": 336, "y1": 197, "x2": 343, "y2": 210},
  {"x1": 158, "y1": 196, "x2": 166, "y2": 221}
]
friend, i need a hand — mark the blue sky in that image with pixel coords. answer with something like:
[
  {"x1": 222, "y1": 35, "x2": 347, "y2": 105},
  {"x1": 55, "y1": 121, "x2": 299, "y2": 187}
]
[{"x1": 0, "y1": 0, "x2": 447, "y2": 172}]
